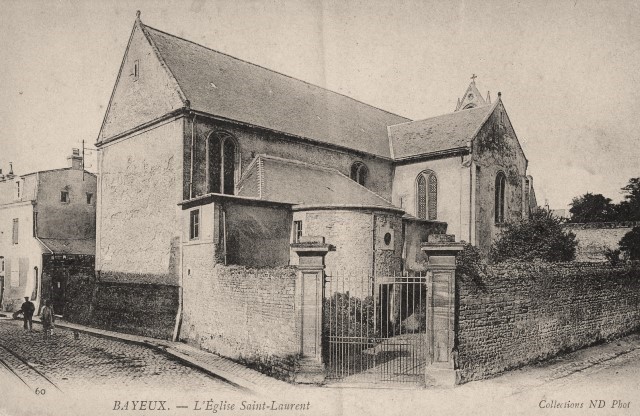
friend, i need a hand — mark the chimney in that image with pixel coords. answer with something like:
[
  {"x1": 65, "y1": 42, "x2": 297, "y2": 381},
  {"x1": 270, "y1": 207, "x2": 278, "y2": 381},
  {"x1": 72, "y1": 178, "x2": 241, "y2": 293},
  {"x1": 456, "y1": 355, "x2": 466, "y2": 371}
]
[
  {"x1": 6, "y1": 162, "x2": 15, "y2": 179},
  {"x1": 0, "y1": 168, "x2": 4, "y2": 181},
  {"x1": 68, "y1": 148, "x2": 83, "y2": 170}
]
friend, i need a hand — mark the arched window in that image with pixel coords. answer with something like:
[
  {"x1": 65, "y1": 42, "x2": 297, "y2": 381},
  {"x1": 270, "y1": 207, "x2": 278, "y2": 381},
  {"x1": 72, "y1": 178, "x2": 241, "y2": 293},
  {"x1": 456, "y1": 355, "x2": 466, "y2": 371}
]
[
  {"x1": 350, "y1": 162, "x2": 368, "y2": 186},
  {"x1": 208, "y1": 132, "x2": 239, "y2": 195},
  {"x1": 416, "y1": 170, "x2": 437, "y2": 220},
  {"x1": 495, "y1": 172, "x2": 507, "y2": 224}
]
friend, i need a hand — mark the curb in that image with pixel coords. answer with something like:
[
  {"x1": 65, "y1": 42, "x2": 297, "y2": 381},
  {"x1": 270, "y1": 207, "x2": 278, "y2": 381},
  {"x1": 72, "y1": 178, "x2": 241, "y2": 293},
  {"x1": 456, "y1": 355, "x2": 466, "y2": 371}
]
[{"x1": 9, "y1": 317, "x2": 261, "y2": 394}]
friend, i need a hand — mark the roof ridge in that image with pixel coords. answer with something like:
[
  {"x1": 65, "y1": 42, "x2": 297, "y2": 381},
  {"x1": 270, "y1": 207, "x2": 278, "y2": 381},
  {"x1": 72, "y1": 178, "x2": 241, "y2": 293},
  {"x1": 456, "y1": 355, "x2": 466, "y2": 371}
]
[
  {"x1": 20, "y1": 168, "x2": 96, "y2": 177},
  {"x1": 257, "y1": 154, "x2": 344, "y2": 174},
  {"x1": 388, "y1": 104, "x2": 492, "y2": 129},
  {"x1": 142, "y1": 24, "x2": 410, "y2": 121}
]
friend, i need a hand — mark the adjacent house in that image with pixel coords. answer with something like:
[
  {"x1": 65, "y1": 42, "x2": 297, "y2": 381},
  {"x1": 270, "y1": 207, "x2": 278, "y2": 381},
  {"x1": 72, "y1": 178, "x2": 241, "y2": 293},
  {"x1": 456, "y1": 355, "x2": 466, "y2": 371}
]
[{"x1": 0, "y1": 149, "x2": 96, "y2": 315}]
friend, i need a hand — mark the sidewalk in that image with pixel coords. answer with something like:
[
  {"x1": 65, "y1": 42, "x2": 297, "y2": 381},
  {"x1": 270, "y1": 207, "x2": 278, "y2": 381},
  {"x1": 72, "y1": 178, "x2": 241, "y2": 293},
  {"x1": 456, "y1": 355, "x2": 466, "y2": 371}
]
[{"x1": 24, "y1": 315, "x2": 294, "y2": 395}]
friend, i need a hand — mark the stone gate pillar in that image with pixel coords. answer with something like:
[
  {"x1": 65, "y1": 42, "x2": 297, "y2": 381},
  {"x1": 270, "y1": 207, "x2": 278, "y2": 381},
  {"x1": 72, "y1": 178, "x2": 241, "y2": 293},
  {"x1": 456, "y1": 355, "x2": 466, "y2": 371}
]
[
  {"x1": 291, "y1": 236, "x2": 330, "y2": 384},
  {"x1": 421, "y1": 234, "x2": 464, "y2": 387}
]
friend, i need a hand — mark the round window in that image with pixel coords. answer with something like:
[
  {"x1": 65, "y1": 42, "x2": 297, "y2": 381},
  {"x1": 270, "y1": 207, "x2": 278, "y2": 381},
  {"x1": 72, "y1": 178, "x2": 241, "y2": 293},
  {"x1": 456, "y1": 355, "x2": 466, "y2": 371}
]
[{"x1": 384, "y1": 232, "x2": 392, "y2": 246}]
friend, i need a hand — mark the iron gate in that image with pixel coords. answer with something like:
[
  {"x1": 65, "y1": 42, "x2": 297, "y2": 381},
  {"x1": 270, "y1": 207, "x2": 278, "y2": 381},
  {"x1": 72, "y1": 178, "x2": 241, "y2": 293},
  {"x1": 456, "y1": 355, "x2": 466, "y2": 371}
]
[{"x1": 323, "y1": 272, "x2": 427, "y2": 385}]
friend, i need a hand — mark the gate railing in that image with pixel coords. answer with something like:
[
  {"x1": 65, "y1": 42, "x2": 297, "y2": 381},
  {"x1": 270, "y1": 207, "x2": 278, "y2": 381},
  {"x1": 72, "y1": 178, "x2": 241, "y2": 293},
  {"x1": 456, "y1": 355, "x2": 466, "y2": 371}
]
[{"x1": 323, "y1": 271, "x2": 427, "y2": 384}]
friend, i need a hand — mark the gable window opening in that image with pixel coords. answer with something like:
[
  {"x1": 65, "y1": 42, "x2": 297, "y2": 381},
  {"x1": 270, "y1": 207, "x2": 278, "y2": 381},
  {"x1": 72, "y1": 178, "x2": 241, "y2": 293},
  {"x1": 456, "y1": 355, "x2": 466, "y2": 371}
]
[
  {"x1": 60, "y1": 190, "x2": 69, "y2": 203},
  {"x1": 189, "y1": 209, "x2": 200, "y2": 240},
  {"x1": 416, "y1": 170, "x2": 438, "y2": 220},
  {"x1": 208, "y1": 132, "x2": 239, "y2": 196},
  {"x1": 133, "y1": 60, "x2": 139, "y2": 81},
  {"x1": 86, "y1": 192, "x2": 93, "y2": 204},
  {"x1": 293, "y1": 220, "x2": 303, "y2": 243},
  {"x1": 350, "y1": 162, "x2": 368, "y2": 186},
  {"x1": 495, "y1": 172, "x2": 507, "y2": 224}
]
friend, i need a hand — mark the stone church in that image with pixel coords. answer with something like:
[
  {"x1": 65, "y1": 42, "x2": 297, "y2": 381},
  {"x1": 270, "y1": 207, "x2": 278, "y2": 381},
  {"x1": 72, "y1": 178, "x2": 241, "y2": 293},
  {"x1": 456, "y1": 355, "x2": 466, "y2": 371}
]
[{"x1": 93, "y1": 14, "x2": 536, "y2": 337}]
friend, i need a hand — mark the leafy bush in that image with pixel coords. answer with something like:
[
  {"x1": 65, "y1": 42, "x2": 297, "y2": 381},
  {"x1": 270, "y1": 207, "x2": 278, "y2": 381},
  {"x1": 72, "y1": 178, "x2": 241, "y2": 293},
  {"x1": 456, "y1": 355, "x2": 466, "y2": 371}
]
[
  {"x1": 456, "y1": 242, "x2": 487, "y2": 285},
  {"x1": 322, "y1": 292, "x2": 378, "y2": 338},
  {"x1": 490, "y1": 209, "x2": 577, "y2": 263},
  {"x1": 619, "y1": 226, "x2": 640, "y2": 260}
]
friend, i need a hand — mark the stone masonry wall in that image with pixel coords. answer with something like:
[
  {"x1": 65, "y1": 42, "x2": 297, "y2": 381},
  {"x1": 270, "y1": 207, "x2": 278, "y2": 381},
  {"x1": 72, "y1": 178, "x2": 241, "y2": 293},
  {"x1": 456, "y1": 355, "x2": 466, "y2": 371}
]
[
  {"x1": 89, "y1": 280, "x2": 178, "y2": 339},
  {"x1": 181, "y1": 242, "x2": 299, "y2": 381},
  {"x1": 45, "y1": 255, "x2": 179, "y2": 339},
  {"x1": 41, "y1": 254, "x2": 95, "y2": 319},
  {"x1": 457, "y1": 262, "x2": 640, "y2": 382}
]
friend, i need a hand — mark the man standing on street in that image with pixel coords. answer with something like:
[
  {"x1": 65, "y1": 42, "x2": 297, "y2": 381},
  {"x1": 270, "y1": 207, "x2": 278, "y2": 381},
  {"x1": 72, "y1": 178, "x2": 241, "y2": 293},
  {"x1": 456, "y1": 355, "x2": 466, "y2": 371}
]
[{"x1": 20, "y1": 296, "x2": 35, "y2": 331}]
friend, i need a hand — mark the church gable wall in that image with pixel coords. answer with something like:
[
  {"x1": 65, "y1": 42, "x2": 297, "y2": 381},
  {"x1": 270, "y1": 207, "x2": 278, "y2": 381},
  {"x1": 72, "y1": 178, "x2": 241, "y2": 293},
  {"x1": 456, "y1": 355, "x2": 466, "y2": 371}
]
[
  {"x1": 186, "y1": 118, "x2": 394, "y2": 201},
  {"x1": 472, "y1": 102, "x2": 529, "y2": 251},
  {"x1": 99, "y1": 24, "x2": 184, "y2": 142}
]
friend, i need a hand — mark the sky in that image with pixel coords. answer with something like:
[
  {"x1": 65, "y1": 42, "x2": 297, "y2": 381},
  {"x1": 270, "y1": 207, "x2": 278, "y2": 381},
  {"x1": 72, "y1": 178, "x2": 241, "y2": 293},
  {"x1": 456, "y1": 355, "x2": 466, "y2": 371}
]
[{"x1": 1, "y1": 0, "x2": 639, "y2": 209}]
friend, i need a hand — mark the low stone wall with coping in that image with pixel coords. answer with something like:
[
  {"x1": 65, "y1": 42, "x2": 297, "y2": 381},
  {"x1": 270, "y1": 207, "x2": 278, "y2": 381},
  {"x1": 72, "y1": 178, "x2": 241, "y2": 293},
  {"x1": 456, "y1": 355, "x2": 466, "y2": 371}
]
[{"x1": 457, "y1": 261, "x2": 640, "y2": 382}]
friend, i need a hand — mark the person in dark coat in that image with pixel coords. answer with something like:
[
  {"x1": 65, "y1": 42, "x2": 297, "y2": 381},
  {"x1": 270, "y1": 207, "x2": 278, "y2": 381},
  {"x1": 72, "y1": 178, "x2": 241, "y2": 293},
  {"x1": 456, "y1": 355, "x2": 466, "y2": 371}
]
[
  {"x1": 20, "y1": 297, "x2": 35, "y2": 331},
  {"x1": 40, "y1": 299, "x2": 55, "y2": 340}
]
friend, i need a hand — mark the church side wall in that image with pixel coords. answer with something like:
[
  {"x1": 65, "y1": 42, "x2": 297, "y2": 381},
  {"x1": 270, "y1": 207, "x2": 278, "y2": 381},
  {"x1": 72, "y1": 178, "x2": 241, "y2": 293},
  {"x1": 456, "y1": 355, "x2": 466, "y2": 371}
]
[{"x1": 188, "y1": 118, "x2": 394, "y2": 201}]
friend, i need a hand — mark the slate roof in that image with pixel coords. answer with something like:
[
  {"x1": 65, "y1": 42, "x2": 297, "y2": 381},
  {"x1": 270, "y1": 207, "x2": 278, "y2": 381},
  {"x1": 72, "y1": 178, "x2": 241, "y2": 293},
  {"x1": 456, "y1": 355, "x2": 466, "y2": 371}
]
[
  {"x1": 388, "y1": 104, "x2": 496, "y2": 160},
  {"x1": 239, "y1": 155, "x2": 401, "y2": 211},
  {"x1": 38, "y1": 238, "x2": 95, "y2": 255},
  {"x1": 142, "y1": 24, "x2": 410, "y2": 158}
]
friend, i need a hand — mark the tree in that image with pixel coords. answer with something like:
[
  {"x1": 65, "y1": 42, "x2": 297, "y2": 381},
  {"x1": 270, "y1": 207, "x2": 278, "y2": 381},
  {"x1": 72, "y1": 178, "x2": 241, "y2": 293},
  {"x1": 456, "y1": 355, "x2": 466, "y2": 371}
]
[
  {"x1": 619, "y1": 226, "x2": 640, "y2": 260},
  {"x1": 490, "y1": 209, "x2": 577, "y2": 263},
  {"x1": 615, "y1": 178, "x2": 640, "y2": 221},
  {"x1": 568, "y1": 193, "x2": 616, "y2": 223}
]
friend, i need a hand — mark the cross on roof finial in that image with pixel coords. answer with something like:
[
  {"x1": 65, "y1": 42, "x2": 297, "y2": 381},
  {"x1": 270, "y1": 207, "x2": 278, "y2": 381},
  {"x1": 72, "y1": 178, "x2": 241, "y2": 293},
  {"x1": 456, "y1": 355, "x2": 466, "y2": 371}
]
[{"x1": 471, "y1": 74, "x2": 477, "y2": 82}]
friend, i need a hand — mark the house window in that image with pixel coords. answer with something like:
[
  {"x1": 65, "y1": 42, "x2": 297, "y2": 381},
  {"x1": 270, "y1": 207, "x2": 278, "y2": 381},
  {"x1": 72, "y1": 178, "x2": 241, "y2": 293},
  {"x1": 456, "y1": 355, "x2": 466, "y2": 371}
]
[
  {"x1": 60, "y1": 191, "x2": 69, "y2": 203},
  {"x1": 416, "y1": 170, "x2": 437, "y2": 220},
  {"x1": 350, "y1": 162, "x2": 368, "y2": 186},
  {"x1": 12, "y1": 218, "x2": 19, "y2": 245},
  {"x1": 293, "y1": 221, "x2": 303, "y2": 243},
  {"x1": 133, "y1": 60, "x2": 139, "y2": 81},
  {"x1": 33, "y1": 212, "x2": 37, "y2": 237},
  {"x1": 500, "y1": 110, "x2": 504, "y2": 125},
  {"x1": 16, "y1": 181, "x2": 20, "y2": 199},
  {"x1": 495, "y1": 172, "x2": 507, "y2": 224},
  {"x1": 208, "y1": 132, "x2": 238, "y2": 195},
  {"x1": 0, "y1": 257, "x2": 4, "y2": 276},
  {"x1": 86, "y1": 193, "x2": 93, "y2": 204},
  {"x1": 189, "y1": 209, "x2": 200, "y2": 240}
]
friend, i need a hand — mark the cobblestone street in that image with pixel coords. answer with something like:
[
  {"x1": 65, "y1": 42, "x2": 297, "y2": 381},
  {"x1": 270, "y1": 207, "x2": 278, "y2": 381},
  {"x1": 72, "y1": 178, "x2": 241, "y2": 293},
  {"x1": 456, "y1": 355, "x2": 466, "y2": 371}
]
[{"x1": 0, "y1": 319, "x2": 237, "y2": 394}]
